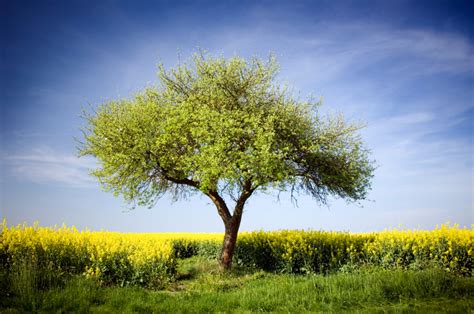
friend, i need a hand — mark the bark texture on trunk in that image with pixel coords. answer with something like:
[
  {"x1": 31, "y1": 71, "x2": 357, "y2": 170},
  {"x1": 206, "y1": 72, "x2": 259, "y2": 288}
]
[
  {"x1": 207, "y1": 181, "x2": 255, "y2": 271},
  {"x1": 220, "y1": 215, "x2": 242, "y2": 270}
]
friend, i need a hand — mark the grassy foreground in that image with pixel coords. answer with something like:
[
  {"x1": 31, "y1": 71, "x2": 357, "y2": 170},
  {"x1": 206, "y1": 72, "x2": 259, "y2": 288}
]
[{"x1": 2, "y1": 257, "x2": 473, "y2": 313}]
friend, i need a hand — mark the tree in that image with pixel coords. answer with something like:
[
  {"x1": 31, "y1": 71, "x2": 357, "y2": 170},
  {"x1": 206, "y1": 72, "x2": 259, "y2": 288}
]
[{"x1": 79, "y1": 53, "x2": 374, "y2": 270}]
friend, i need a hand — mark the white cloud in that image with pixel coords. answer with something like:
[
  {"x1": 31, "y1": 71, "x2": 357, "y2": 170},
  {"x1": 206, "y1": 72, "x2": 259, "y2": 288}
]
[
  {"x1": 3, "y1": 147, "x2": 96, "y2": 187},
  {"x1": 221, "y1": 21, "x2": 474, "y2": 87},
  {"x1": 387, "y1": 112, "x2": 435, "y2": 124}
]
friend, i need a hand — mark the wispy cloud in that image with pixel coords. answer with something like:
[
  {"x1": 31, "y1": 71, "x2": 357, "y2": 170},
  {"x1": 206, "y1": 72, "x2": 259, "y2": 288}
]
[
  {"x1": 387, "y1": 112, "x2": 436, "y2": 125},
  {"x1": 276, "y1": 24, "x2": 473, "y2": 91},
  {"x1": 3, "y1": 147, "x2": 96, "y2": 187}
]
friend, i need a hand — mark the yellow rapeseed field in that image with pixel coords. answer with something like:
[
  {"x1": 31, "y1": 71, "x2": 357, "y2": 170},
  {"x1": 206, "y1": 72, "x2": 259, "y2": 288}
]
[
  {"x1": 1, "y1": 221, "x2": 472, "y2": 287},
  {"x1": 0, "y1": 221, "x2": 214, "y2": 287}
]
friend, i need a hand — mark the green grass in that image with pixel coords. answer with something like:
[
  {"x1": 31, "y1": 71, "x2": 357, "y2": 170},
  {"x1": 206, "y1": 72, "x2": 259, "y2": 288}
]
[{"x1": 2, "y1": 257, "x2": 473, "y2": 313}]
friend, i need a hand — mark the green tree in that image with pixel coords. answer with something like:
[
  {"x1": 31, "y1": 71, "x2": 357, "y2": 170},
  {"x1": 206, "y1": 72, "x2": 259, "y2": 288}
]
[{"x1": 79, "y1": 53, "x2": 374, "y2": 270}]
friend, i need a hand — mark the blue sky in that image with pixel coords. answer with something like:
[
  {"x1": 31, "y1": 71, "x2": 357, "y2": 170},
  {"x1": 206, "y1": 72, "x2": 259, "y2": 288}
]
[{"x1": 1, "y1": 0, "x2": 473, "y2": 232}]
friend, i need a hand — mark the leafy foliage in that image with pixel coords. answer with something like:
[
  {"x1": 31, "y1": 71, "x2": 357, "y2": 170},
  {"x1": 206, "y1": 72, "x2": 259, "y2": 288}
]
[{"x1": 79, "y1": 53, "x2": 374, "y2": 207}]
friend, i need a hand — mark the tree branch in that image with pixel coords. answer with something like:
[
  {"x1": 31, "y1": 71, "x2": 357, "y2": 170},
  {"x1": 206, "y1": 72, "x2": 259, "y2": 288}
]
[
  {"x1": 206, "y1": 190, "x2": 232, "y2": 225},
  {"x1": 146, "y1": 150, "x2": 200, "y2": 189},
  {"x1": 162, "y1": 173, "x2": 200, "y2": 188},
  {"x1": 233, "y1": 180, "x2": 256, "y2": 218}
]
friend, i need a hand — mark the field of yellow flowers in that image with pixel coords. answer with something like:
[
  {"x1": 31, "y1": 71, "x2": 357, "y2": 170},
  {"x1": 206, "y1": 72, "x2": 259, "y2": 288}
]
[{"x1": 1, "y1": 221, "x2": 471, "y2": 288}]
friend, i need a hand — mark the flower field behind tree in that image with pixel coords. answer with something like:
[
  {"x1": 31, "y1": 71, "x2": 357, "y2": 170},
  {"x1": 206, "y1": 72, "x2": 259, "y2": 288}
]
[
  {"x1": 233, "y1": 225, "x2": 472, "y2": 275},
  {"x1": 0, "y1": 221, "x2": 472, "y2": 288}
]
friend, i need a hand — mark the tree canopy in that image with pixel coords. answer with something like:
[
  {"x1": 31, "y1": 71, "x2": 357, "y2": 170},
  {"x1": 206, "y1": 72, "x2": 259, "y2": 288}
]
[{"x1": 79, "y1": 53, "x2": 375, "y2": 269}]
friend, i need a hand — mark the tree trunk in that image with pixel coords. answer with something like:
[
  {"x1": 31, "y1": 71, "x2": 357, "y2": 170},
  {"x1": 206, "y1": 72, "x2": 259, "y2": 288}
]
[
  {"x1": 207, "y1": 182, "x2": 254, "y2": 271},
  {"x1": 220, "y1": 216, "x2": 242, "y2": 270}
]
